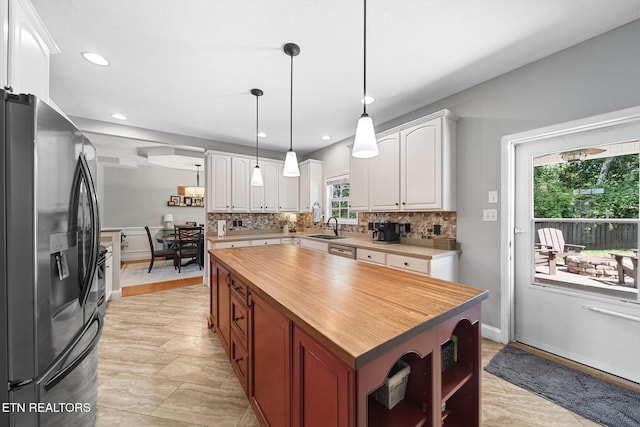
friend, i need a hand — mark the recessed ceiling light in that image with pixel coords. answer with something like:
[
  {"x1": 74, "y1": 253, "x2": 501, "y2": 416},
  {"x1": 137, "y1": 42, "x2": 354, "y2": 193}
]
[
  {"x1": 257, "y1": 132, "x2": 267, "y2": 138},
  {"x1": 82, "y1": 51, "x2": 110, "y2": 66},
  {"x1": 111, "y1": 113, "x2": 127, "y2": 120},
  {"x1": 360, "y1": 95, "x2": 375, "y2": 105},
  {"x1": 321, "y1": 135, "x2": 331, "y2": 141}
]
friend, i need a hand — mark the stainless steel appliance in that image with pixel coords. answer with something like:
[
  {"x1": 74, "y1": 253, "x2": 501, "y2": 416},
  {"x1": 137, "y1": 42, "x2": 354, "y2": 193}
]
[
  {"x1": 327, "y1": 243, "x2": 357, "y2": 259},
  {"x1": 373, "y1": 222, "x2": 400, "y2": 244},
  {"x1": 1, "y1": 91, "x2": 103, "y2": 426}
]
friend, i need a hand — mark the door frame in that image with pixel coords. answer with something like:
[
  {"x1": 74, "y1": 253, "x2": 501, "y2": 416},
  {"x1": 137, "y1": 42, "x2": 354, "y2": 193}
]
[{"x1": 499, "y1": 105, "x2": 640, "y2": 344}]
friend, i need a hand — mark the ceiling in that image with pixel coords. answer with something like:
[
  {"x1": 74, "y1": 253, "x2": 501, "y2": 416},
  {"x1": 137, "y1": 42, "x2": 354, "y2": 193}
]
[{"x1": 31, "y1": 0, "x2": 640, "y2": 159}]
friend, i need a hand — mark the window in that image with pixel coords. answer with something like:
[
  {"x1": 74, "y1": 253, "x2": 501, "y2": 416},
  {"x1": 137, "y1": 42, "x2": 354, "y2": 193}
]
[
  {"x1": 326, "y1": 175, "x2": 357, "y2": 224},
  {"x1": 532, "y1": 140, "x2": 639, "y2": 299}
]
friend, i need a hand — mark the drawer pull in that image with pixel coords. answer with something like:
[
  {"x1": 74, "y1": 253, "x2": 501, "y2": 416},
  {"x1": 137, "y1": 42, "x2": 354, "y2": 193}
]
[
  {"x1": 234, "y1": 357, "x2": 243, "y2": 363},
  {"x1": 233, "y1": 315, "x2": 244, "y2": 322},
  {"x1": 404, "y1": 262, "x2": 409, "y2": 266},
  {"x1": 367, "y1": 255, "x2": 372, "y2": 259}
]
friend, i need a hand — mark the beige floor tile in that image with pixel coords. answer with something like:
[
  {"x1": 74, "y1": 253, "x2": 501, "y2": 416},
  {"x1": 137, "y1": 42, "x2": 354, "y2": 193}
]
[
  {"x1": 156, "y1": 333, "x2": 221, "y2": 358},
  {"x1": 154, "y1": 352, "x2": 237, "y2": 387},
  {"x1": 98, "y1": 372, "x2": 182, "y2": 415},
  {"x1": 151, "y1": 381, "x2": 251, "y2": 427},
  {"x1": 97, "y1": 406, "x2": 198, "y2": 427},
  {"x1": 99, "y1": 347, "x2": 179, "y2": 377}
]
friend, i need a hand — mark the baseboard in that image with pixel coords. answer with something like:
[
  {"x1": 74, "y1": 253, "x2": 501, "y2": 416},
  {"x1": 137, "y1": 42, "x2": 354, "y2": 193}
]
[
  {"x1": 481, "y1": 323, "x2": 504, "y2": 343},
  {"x1": 121, "y1": 276, "x2": 203, "y2": 297}
]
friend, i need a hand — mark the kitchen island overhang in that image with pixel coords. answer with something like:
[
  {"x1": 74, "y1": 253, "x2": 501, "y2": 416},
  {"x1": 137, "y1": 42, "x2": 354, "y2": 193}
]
[{"x1": 209, "y1": 244, "x2": 488, "y2": 427}]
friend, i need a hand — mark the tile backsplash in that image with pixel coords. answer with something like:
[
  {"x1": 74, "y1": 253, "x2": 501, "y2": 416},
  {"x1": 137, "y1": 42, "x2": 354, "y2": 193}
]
[{"x1": 207, "y1": 211, "x2": 456, "y2": 241}]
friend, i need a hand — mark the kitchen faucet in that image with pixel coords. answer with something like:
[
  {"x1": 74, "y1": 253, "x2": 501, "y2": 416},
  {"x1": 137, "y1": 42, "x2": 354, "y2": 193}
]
[{"x1": 327, "y1": 217, "x2": 339, "y2": 237}]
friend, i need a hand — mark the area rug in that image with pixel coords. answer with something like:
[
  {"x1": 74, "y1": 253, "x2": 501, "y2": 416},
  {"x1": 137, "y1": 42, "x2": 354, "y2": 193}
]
[
  {"x1": 120, "y1": 259, "x2": 204, "y2": 287},
  {"x1": 485, "y1": 344, "x2": 640, "y2": 427}
]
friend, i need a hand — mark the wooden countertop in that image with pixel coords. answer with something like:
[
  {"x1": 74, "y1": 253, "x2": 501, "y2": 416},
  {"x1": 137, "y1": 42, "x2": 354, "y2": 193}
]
[
  {"x1": 209, "y1": 245, "x2": 487, "y2": 369},
  {"x1": 207, "y1": 231, "x2": 458, "y2": 260}
]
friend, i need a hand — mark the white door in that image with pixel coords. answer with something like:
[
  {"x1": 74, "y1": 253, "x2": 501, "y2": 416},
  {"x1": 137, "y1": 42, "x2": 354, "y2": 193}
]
[{"x1": 512, "y1": 112, "x2": 640, "y2": 383}]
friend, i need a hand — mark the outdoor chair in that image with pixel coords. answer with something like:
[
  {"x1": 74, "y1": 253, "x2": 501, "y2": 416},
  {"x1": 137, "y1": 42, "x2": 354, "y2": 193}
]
[
  {"x1": 144, "y1": 226, "x2": 177, "y2": 273},
  {"x1": 537, "y1": 228, "x2": 585, "y2": 263},
  {"x1": 534, "y1": 244, "x2": 557, "y2": 275}
]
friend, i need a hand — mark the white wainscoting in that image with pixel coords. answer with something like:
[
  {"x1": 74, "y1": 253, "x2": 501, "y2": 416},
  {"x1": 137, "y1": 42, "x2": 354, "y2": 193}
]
[{"x1": 120, "y1": 226, "x2": 164, "y2": 262}]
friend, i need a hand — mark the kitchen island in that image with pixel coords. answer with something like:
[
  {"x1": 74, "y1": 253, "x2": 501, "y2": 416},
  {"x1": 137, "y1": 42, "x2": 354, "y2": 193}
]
[{"x1": 209, "y1": 244, "x2": 488, "y2": 427}]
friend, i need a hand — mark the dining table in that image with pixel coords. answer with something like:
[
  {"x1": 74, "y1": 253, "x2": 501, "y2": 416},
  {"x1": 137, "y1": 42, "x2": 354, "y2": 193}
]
[{"x1": 155, "y1": 226, "x2": 205, "y2": 268}]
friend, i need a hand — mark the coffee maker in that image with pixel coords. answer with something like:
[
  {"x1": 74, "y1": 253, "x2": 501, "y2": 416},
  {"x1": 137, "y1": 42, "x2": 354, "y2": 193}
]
[{"x1": 373, "y1": 222, "x2": 400, "y2": 244}]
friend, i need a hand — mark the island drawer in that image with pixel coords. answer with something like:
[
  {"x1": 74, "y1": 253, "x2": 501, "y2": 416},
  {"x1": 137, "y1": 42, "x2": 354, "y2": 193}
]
[
  {"x1": 231, "y1": 294, "x2": 249, "y2": 343},
  {"x1": 230, "y1": 277, "x2": 249, "y2": 303},
  {"x1": 230, "y1": 330, "x2": 249, "y2": 394},
  {"x1": 387, "y1": 254, "x2": 430, "y2": 275},
  {"x1": 357, "y1": 248, "x2": 386, "y2": 265}
]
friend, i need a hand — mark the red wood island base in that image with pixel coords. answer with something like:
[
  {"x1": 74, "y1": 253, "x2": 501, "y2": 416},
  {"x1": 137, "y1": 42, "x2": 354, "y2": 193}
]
[{"x1": 208, "y1": 245, "x2": 488, "y2": 427}]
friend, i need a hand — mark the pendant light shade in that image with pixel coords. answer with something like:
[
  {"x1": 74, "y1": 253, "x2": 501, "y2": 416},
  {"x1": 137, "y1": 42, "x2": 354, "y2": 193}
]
[
  {"x1": 353, "y1": 113, "x2": 377, "y2": 158},
  {"x1": 352, "y1": 0, "x2": 379, "y2": 158},
  {"x1": 282, "y1": 42, "x2": 301, "y2": 177},
  {"x1": 250, "y1": 88, "x2": 264, "y2": 187}
]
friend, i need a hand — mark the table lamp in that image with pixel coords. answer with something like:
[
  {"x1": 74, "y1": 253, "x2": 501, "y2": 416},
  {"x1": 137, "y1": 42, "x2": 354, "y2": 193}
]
[{"x1": 163, "y1": 214, "x2": 174, "y2": 229}]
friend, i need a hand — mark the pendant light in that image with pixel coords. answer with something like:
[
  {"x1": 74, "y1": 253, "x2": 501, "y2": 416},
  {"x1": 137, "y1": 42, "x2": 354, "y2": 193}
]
[
  {"x1": 250, "y1": 88, "x2": 264, "y2": 186},
  {"x1": 352, "y1": 0, "x2": 378, "y2": 158},
  {"x1": 282, "y1": 42, "x2": 301, "y2": 177}
]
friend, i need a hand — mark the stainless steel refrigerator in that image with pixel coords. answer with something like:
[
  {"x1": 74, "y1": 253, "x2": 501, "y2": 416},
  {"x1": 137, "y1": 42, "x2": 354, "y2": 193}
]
[{"x1": 1, "y1": 90, "x2": 103, "y2": 426}]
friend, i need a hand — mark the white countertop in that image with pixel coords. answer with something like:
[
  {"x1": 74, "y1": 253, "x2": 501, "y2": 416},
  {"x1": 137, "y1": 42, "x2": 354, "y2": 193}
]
[{"x1": 207, "y1": 231, "x2": 458, "y2": 260}]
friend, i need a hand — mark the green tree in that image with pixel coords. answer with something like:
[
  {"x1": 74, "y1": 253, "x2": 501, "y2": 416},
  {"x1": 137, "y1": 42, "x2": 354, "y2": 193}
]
[{"x1": 534, "y1": 153, "x2": 639, "y2": 219}]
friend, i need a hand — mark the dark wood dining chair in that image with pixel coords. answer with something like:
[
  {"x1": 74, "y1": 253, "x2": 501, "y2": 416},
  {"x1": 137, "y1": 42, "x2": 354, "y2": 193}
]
[
  {"x1": 175, "y1": 225, "x2": 202, "y2": 272},
  {"x1": 144, "y1": 226, "x2": 176, "y2": 273}
]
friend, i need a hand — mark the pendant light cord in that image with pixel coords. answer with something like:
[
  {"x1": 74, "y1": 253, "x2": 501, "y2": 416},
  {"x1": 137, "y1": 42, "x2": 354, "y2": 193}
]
[
  {"x1": 363, "y1": 0, "x2": 367, "y2": 116},
  {"x1": 289, "y1": 53, "x2": 294, "y2": 151},
  {"x1": 255, "y1": 94, "x2": 259, "y2": 162}
]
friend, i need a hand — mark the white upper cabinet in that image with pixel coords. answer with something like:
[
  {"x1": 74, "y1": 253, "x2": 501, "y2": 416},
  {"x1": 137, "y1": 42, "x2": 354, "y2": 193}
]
[
  {"x1": 370, "y1": 134, "x2": 400, "y2": 211},
  {"x1": 231, "y1": 157, "x2": 250, "y2": 212},
  {"x1": 348, "y1": 156, "x2": 369, "y2": 211},
  {"x1": 298, "y1": 159, "x2": 322, "y2": 212},
  {"x1": 250, "y1": 160, "x2": 279, "y2": 212},
  {"x1": 278, "y1": 163, "x2": 299, "y2": 212},
  {"x1": 350, "y1": 109, "x2": 457, "y2": 212},
  {"x1": 207, "y1": 151, "x2": 313, "y2": 214},
  {"x1": 2, "y1": 0, "x2": 59, "y2": 101},
  {"x1": 206, "y1": 152, "x2": 232, "y2": 212}
]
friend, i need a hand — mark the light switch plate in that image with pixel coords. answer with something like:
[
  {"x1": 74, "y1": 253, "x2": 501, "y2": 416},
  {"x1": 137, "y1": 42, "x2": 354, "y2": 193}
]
[
  {"x1": 488, "y1": 190, "x2": 499, "y2": 204},
  {"x1": 483, "y1": 209, "x2": 498, "y2": 221}
]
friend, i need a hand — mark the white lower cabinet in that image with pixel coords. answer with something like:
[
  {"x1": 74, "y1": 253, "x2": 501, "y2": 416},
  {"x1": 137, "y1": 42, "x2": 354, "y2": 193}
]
[
  {"x1": 300, "y1": 239, "x2": 328, "y2": 252},
  {"x1": 356, "y1": 248, "x2": 386, "y2": 265},
  {"x1": 250, "y1": 238, "x2": 282, "y2": 246},
  {"x1": 212, "y1": 240, "x2": 251, "y2": 249},
  {"x1": 386, "y1": 253, "x2": 430, "y2": 275}
]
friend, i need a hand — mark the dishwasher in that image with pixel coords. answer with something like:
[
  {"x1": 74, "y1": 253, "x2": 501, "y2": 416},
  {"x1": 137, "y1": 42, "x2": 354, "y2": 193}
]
[{"x1": 327, "y1": 243, "x2": 356, "y2": 259}]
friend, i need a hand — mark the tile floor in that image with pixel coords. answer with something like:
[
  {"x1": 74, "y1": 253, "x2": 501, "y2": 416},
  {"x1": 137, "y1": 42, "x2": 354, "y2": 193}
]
[{"x1": 97, "y1": 284, "x2": 600, "y2": 426}]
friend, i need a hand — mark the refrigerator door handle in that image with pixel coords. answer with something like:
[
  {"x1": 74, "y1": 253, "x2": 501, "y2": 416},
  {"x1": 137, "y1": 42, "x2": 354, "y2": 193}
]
[
  {"x1": 43, "y1": 312, "x2": 102, "y2": 392},
  {"x1": 72, "y1": 153, "x2": 100, "y2": 306}
]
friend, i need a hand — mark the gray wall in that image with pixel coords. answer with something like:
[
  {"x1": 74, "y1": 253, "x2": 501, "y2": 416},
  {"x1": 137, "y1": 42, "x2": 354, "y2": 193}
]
[
  {"x1": 308, "y1": 19, "x2": 640, "y2": 330},
  {"x1": 101, "y1": 165, "x2": 205, "y2": 228}
]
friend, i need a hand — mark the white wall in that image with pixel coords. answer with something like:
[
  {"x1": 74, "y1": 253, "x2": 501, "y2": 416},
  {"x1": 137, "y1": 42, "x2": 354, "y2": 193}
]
[
  {"x1": 308, "y1": 19, "x2": 640, "y2": 331},
  {"x1": 101, "y1": 164, "x2": 205, "y2": 228}
]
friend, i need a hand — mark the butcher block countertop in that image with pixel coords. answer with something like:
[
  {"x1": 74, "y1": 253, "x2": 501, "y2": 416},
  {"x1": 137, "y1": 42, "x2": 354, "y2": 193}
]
[{"x1": 209, "y1": 244, "x2": 488, "y2": 369}]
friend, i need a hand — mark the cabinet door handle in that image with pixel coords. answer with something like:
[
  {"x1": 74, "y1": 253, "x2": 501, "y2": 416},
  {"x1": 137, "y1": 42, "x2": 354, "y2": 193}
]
[
  {"x1": 402, "y1": 202, "x2": 406, "y2": 205},
  {"x1": 234, "y1": 357, "x2": 243, "y2": 363},
  {"x1": 395, "y1": 202, "x2": 399, "y2": 206},
  {"x1": 234, "y1": 315, "x2": 243, "y2": 322},
  {"x1": 367, "y1": 255, "x2": 372, "y2": 259},
  {"x1": 404, "y1": 262, "x2": 409, "y2": 266}
]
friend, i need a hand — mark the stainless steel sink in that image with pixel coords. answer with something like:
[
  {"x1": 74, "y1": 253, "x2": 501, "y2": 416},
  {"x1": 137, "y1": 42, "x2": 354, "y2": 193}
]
[{"x1": 306, "y1": 234, "x2": 344, "y2": 240}]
